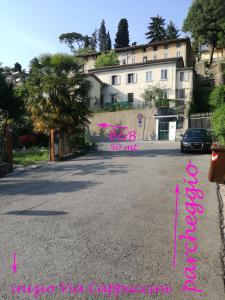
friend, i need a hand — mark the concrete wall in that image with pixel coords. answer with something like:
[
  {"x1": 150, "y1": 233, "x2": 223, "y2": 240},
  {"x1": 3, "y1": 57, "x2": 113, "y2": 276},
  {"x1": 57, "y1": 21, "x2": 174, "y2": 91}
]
[
  {"x1": 89, "y1": 108, "x2": 157, "y2": 141},
  {"x1": 195, "y1": 61, "x2": 225, "y2": 86}
]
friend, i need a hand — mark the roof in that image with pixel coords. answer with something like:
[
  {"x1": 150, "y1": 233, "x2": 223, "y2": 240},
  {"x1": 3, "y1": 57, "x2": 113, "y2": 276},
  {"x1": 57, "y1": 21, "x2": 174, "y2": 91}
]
[
  {"x1": 88, "y1": 57, "x2": 184, "y2": 73},
  {"x1": 77, "y1": 37, "x2": 190, "y2": 58},
  {"x1": 88, "y1": 73, "x2": 106, "y2": 85}
]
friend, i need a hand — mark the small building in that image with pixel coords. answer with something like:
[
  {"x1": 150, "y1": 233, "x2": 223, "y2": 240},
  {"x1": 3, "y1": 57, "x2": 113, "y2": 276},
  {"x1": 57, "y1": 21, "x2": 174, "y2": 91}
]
[{"x1": 199, "y1": 45, "x2": 225, "y2": 62}]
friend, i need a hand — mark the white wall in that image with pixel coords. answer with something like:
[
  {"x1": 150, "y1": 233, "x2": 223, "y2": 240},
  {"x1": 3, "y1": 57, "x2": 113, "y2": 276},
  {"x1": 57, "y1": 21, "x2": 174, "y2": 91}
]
[
  {"x1": 176, "y1": 69, "x2": 194, "y2": 102},
  {"x1": 94, "y1": 63, "x2": 177, "y2": 105}
]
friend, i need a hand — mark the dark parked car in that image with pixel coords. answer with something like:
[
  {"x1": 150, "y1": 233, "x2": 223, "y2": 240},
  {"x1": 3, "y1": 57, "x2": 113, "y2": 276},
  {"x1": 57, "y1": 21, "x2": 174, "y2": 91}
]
[{"x1": 180, "y1": 128, "x2": 212, "y2": 153}]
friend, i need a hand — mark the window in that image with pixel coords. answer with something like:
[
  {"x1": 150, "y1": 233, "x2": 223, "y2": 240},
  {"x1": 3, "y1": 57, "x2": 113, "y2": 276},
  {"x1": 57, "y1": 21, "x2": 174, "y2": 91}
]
[
  {"x1": 131, "y1": 57, "x2": 136, "y2": 64},
  {"x1": 180, "y1": 71, "x2": 189, "y2": 82},
  {"x1": 161, "y1": 69, "x2": 168, "y2": 80},
  {"x1": 127, "y1": 73, "x2": 136, "y2": 84},
  {"x1": 111, "y1": 75, "x2": 118, "y2": 85},
  {"x1": 176, "y1": 89, "x2": 185, "y2": 99},
  {"x1": 143, "y1": 48, "x2": 147, "y2": 52},
  {"x1": 164, "y1": 53, "x2": 168, "y2": 59},
  {"x1": 128, "y1": 93, "x2": 134, "y2": 103},
  {"x1": 153, "y1": 55, "x2": 157, "y2": 60},
  {"x1": 143, "y1": 56, "x2": 147, "y2": 62},
  {"x1": 153, "y1": 46, "x2": 158, "y2": 51},
  {"x1": 177, "y1": 51, "x2": 181, "y2": 57},
  {"x1": 111, "y1": 94, "x2": 118, "y2": 103},
  {"x1": 164, "y1": 44, "x2": 169, "y2": 50},
  {"x1": 122, "y1": 59, "x2": 126, "y2": 65},
  {"x1": 146, "y1": 71, "x2": 152, "y2": 81},
  {"x1": 162, "y1": 90, "x2": 168, "y2": 99},
  {"x1": 176, "y1": 42, "x2": 181, "y2": 48}
]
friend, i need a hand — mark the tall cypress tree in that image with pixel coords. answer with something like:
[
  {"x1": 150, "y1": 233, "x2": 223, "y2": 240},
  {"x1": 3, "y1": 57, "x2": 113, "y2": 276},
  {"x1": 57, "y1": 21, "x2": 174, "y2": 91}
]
[
  {"x1": 107, "y1": 31, "x2": 112, "y2": 50},
  {"x1": 166, "y1": 21, "x2": 180, "y2": 40},
  {"x1": 146, "y1": 15, "x2": 166, "y2": 42},
  {"x1": 98, "y1": 20, "x2": 108, "y2": 51},
  {"x1": 115, "y1": 18, "x2": 130, "y2": 48}
]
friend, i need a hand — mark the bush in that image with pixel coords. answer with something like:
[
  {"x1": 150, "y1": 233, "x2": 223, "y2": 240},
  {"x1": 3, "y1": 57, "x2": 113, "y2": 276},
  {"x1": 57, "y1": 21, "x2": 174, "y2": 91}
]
[
  {"x1": 211, "y1": 104, "x2": 225, "y2": 145},
  {"x1": 155, "y1": 98, "x2": 169, "y2": 108},
  {"x1": 19, "y1": 134, "x2": 36, "y2": 147},
  {"x1": 95, "y1": 51, "x2": 119, "y2": 68},
  {"x1": 209, "y1": 85, "x2": 225, "y2": 109}
]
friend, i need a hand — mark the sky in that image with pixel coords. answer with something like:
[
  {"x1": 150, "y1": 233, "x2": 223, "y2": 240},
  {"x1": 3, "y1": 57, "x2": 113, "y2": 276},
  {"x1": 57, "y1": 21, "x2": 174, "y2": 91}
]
[{"x1": 0, "y1": 0, "x2": 192, "y2": 70}]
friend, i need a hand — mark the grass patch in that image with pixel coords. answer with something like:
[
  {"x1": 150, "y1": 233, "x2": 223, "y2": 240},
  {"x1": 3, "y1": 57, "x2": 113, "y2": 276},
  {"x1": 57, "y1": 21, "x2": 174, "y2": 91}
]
[{"x1": 13, "y1": 149, "x2": 49, "y2": 166}]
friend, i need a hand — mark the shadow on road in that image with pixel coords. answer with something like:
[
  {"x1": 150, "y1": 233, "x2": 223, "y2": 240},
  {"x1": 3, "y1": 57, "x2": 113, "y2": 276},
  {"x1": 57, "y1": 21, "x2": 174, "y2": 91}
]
[
  {"x1": 5, "y1": 210, "x2": 68, "y2": 216},
  {"x1": 47, "y1": 162, "x2": 128, "y2": 176},
  {"x1": 93, "y1": 148, "x2": 211, "y2": 158},
  {"x1": 0, "y1": 180, "x2": 99, "y2": 196}
]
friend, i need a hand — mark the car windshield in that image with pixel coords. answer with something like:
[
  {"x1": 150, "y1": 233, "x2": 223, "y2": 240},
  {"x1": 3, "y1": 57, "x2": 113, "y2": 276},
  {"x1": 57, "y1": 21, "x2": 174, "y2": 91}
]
[{"x1": 185, "y1": 129, "x2": 208, "y2": 138}]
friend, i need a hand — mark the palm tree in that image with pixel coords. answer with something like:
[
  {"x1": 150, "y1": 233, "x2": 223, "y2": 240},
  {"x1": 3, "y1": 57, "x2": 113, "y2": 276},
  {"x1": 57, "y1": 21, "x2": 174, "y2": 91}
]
[{"x1": 25, "y1": 53, "x2": 91, "y2": 134}]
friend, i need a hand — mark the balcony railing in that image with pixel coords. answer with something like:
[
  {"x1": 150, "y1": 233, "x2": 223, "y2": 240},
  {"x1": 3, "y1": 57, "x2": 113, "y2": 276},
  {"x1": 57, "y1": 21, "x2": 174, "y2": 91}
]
[{"x1": 91, "y1": 99, "x2": 186, "y2": 113}]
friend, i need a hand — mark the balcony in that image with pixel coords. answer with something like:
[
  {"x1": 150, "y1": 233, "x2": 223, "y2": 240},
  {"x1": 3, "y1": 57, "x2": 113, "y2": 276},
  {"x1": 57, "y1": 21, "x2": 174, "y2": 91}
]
[{"x1": 92, "y1": 101, "x2": 150, "y2": 112}]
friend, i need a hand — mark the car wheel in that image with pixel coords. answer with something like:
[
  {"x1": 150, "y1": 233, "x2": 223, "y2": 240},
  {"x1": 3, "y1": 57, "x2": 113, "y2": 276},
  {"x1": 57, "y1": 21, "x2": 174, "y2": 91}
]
[{"x1": 181, "y1": 145, "x2": 185, "y2": 153}]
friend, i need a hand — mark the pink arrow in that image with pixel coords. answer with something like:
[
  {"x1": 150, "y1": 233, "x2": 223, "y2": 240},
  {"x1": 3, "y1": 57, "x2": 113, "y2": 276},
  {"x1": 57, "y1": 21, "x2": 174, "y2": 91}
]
[
  {"x1": 173, "y1": 185, "x2": 179, "y2": 269},
  {"x1": 12, "y1": 252, "x2": 17, "y2": 274},
  {"x1": 97, "y1": 123, "x2": 112, "y2": 128}
]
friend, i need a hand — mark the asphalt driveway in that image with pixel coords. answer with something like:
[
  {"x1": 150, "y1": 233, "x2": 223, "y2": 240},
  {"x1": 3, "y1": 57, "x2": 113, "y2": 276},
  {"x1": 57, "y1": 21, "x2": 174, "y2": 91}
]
[{"x1": 0, "y1": 141, "x2": 224, "y2": 299}]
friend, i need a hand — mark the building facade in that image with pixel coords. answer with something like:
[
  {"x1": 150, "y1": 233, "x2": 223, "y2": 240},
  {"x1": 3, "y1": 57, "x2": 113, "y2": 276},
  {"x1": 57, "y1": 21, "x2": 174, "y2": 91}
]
[
  {"x1": 85, "y1": 38, "x2": 194, "y2": 141},
  {"x1": 79, "y1": 38, "x2": 193, "y2": 71},
  {"x1": 88, "y1": 58, "x2": 194, "y2": 111}
]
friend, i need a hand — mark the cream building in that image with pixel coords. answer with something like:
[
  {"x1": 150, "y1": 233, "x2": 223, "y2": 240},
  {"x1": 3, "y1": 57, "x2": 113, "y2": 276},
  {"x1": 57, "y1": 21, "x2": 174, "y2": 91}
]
[
  {"x1": 200, "y1": 45, "x2": 225, "y2": 62},
  {"x1": 88, "y1": 57, "x2": 194, "y2": 110},
  {"x1": 79, "y1": 38, "x2": 193, "y2": 71},
  {"x1": 85, "y1": 38, "x2": 194, "y2": 141}
]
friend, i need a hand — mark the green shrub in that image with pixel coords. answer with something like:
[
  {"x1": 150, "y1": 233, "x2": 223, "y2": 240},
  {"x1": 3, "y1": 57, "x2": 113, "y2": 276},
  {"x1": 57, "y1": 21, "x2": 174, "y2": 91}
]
[
  {"x1": 211, "y1": 104, "x2": 225, "y2": 145},
  {"x1": 155, "y1": 98, "x2": 169, "y2": 107},
  {"x1": 95, "y1": 51, "x2": 119, "y2": 68},
  {"x1": 209, "y1": 85, "x2": 225, "y2": 109}
]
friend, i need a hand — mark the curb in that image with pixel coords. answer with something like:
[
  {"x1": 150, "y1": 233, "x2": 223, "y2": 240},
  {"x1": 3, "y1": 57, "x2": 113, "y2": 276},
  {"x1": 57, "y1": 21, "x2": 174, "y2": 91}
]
[
  {"x1": 6, "y1": 147, "x2": 95, "y2": 177},
  {"x1": 9, "y1": 161, "x2": 53, "y2": 176},
  {"x1": 217, "y1": 184, "x2": 225, "y2": 286}
]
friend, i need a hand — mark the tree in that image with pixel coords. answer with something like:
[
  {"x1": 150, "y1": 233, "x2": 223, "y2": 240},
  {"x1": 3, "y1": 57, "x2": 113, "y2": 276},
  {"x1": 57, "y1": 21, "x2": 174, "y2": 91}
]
[
  {"x1": 98, "y1": 20, "x2": 108, "y2": 51},
  {"x1": 166, "y1": 21, "x2": 180, "y2": 40},
  {"x1": 59, "y1": 32, "x2": 85, "y2": 53},
  {"x1": 83, "y1": 35, "x2": 90, "y2": 48},
  {"x1": 209, "y1": 85, "x2": 225, "y2": 109},
  {"x1": 141, "y1": 86, "x2": 163, "y2": 106},
  {"x1": 14, "y1": 62, "x2": 22, "y2": 73},
  {"x1": 0, "y1": 70, "x2": 25, "y2": 126},
  {"x1": 90, "y1": 30, "x2": 98, "y2": 51},
  {"x1": 211, "y1": 104, "x2": 225, "y2": 144},
  {"x1": 183, "y1": 0, "x2": 225, "y2": 66},
  {"x1": 209, "y1": 85, "x2": 225, "y2": 144},
  {"x1": 95, "y1": 51, "x2": 119, "y2": 68},
  {"x1": 146, "y1": 15, "x2": 166, "y2": 42},
  {"x1": 107, "y1": 31, "x2": 112, "y2": 50},
  {"x1": 25, "y1": 53, "x2": 91, "y2": 133},
  {"x1": 115, "y1": 18, "x2": 130, "y2": 48}
]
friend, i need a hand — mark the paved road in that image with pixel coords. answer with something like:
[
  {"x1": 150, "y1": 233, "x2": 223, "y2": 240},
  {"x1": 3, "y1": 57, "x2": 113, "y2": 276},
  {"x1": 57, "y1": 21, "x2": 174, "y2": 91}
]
[{"x1": 0, "y1": 142, "x2": 224, "y2": 299}]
